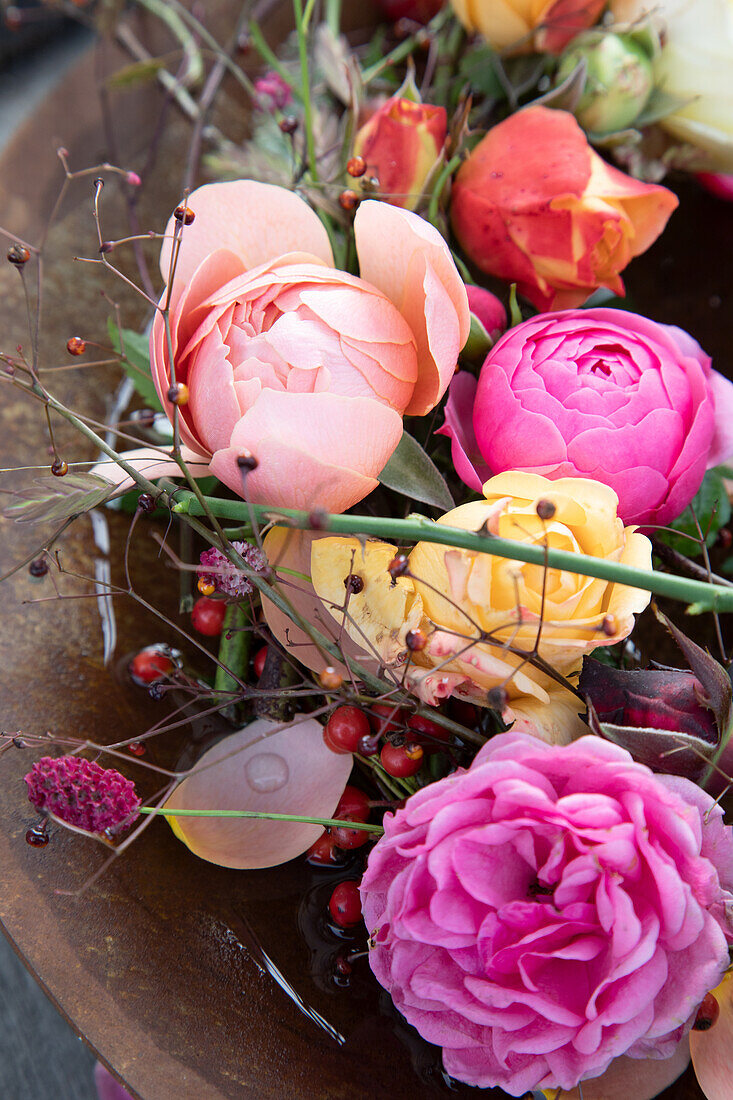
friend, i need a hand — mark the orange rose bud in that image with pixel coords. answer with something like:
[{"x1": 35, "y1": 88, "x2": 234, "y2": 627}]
[
  {"x1": 352, "y1": 97, "x2": 447, "y2": 211},
  {"x1": 450, "y1": 107, "x2": 678, "y2": 312}
]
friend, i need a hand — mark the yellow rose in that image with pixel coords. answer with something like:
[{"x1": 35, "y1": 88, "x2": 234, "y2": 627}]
[
  {"x1": 451, "y1": 0, "x2": 606, "y2": 53},
  {"x1": 610, "y1": 0, "x2": 733, "y2": 170},
  {"x1": 301, "y1": 472, "x2": 651, "y2": 742}
]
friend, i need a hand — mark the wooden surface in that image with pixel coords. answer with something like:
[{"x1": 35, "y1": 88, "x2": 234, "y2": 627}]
[{"x1": 0, "y1": 6, "x2": 731, "y2": 1100}]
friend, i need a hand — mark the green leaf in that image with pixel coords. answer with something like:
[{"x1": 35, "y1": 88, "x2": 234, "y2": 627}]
[
  {"x1": 108, "y1": 319, "x2": 163, "y2": 412},
  {"x1": 3, "y1": 474, "x2": 113, "y2": 524},
  {"x1": 378, "y1": 432, "x2": 454, "y2": 512},
  {"x1": 458, "y1": 45, "x2": 506, "y2": 100},
  {"x1": 635, "y1": 86, "x2": 694, "y2": 128},
  {"x1": 659, "y1": 468, "x2": 732, "y2": 558},
  {"x1": 462, "y1": 311, "x2": 494, "y2": 361},
  {"x1": 106, "y1": 57, "x2": 169, "y2": 89},
  {"x1": 508, "y1": 284, "x2": 522, "y2": 328}
]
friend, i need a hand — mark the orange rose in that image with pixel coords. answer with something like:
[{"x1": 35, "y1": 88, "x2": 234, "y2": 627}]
[
  {"x1": 353, "y1": 97, "x2": 447, "y2": 211},
  {"x1": 450, "y1": 0, "x2": 606, "y2": 53},
  {"x1": 450, "y1": 106, "x2": 678, "y2": 310}
]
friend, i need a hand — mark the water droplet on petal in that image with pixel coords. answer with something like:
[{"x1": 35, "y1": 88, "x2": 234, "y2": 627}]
[{"x1": 245, "y1": 752, "x2": 289, "y2": 794}]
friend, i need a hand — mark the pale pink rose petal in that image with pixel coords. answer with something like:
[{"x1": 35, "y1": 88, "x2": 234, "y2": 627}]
[
  {"x1": 549, "y1": 1039, "x2": 691, "y2": 1100},
  {"x1": 437, "y1": 372, "x2": 492, "y2": 493},
  {"x1": 209, "y1": 391, "x2": 403, "y2": 511},
  {"x1": 90, "y1": 446, "x2": 210, "y2": 494},
  {"x1": 354, "y1": 200, "x2": 469, "y2": 414},
  {"x1": 163, "y1": 716, "x2": 353, "y2": 869},
  {"x1": 158, "y1": 180, "x2": 334, "y2": 303},
  {"x1": 690, "y1": 971, "x2": 733, "y2": 1100}
]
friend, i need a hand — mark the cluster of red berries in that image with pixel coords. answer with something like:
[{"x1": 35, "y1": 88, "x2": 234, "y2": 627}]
[{"x1": 321, "y1": 702, "x2": 469, "y2": 778}]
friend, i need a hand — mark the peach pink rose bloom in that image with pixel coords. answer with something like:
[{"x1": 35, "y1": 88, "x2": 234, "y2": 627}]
[
  {"x1": 360, "y1": 731, "x2": 733, "y2": 1095},
  {"x1": 150, "y1": 180, "x2": 469, "y2": 511}
]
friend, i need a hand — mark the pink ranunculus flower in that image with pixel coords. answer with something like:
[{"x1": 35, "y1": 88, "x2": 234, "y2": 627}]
[
  {"x1": 150, "y1": 180, "x2": 469, "y2": 511},
  {"x1": 361, "y1": 732, "x2": 733, "y2": 1096},
  {"x1": 441, "y1": 308, "x2": 733, "y2": 526}
]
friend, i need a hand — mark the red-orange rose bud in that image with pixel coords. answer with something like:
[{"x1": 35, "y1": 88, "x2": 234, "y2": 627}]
[
  {"x1": 352, "y1": 97, "x2": 447, "y2": 212},
  {"x1": 450, "y1": 107, "x2": 678, "y2": 312}
]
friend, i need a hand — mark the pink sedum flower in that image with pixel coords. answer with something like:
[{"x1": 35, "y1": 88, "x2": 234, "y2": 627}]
[
  {"x1": 360, "y1": 732, "x2": 733, "y2": 1096},
  {"x1": 441, "y1": 308, "x2": 733, "y2": 526},
  {"x1": 25, "y1": 756, "x2": 140, "y2": 834},
  {"x1": 150, "y1": 180, "x2": 469, "y2": 512}
]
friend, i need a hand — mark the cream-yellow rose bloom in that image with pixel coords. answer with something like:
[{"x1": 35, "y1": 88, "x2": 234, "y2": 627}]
[
  {"x1": 451, "y1": 0, "x2": 606, "y2": 53},
  {"x1": 305, "y1": 472, "x2": 651, "y2": 743},
  {"x1": 610, "y1": 0, "x2": 733, "y2": 171}
]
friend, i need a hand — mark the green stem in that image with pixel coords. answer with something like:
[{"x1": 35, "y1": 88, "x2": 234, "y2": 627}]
[
  {"x1": 140, "y1": 806, "x2": 383, "y2": 832},
  {"x1": 325, "y1": 0, "x2": 341, "y2": 36},
  {"x1": 293, "y1": 0, "x2": 318, "y2": 183},
  {"x1": 247, "y1": 19, "x2": 298, "y2": 92},
  {"x1": 214, "y1": 602, "x2": 252, "y2": 707},
  {"x1": 427, "y1": 154, "x2": 462, "y2": 233},
  {"x1": 171, "y1": 494, "x2": 733, "y2": 613}
]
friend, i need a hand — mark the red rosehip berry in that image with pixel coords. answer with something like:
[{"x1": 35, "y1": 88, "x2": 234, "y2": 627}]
[
  {"x1": 323, "y1": 706, "x2": 371, "y2": 755},
  {"x1": 370, "y1": 703, "x2": 406, "y2": 735},
  {"x1": 253, "y1": 645, "x2": 268, "y2": 678},
  {"x1": 331, "y1": 823, "x2": 371, "y2": 850},
  {"x1": 306, "y1": 832, "x2": 341, "y2": 866},
  {"x1": 129, "y1": 647, "x2": 173, "y2": 685},
  {"x1": 191, "y1": 596, "x2": 226, "y2": 636},
  {"x1": 328, "y1": 880, "x2": 362, "y2": 927},
  {"x1": 66, "y1": 336, "x2": 86, "y2": 356},
  {"x1": 381, "y1": 741, "x2": 423, "y2": 777},
  {"x1": 407, "y1": 712, "x2": 450, "y2": 749},
  {"x1": 336, "y1": 785, "x2": 370, "y2": 822}
]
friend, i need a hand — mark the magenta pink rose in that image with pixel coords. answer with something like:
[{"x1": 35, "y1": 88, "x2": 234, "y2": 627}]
[
  {"x1": 360, "y1": 732, "x2": 733, "y2": 1095},
  {"x1": 440, "y1": 308, "x2": 733, "y2": 526},
  {"x1": 150, "y1": 180, "x2": 468, "y2": 511}
]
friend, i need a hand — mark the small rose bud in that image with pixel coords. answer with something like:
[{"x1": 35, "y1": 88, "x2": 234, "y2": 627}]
[
  {"x1": 556, "y1": 31, "x2": 654, "y2": 135},
  {"x1": 352, "y1": 96, "x2": 447, "y2": 211},
  {"x1": 254, "y1": 71, "x2": 293, "y2": 113},
  {"x1": 174, "y1": 205, "x2": 195, "y2": 225},
  {"x1": 7, "y1": 244, "x2": 30, "y2": 265},
  {"x1": 66, "y1": 336, "x2": 86, "y2": 356},
  {"x1": 166, "y1": 382, "x2": 189, "y2": 405}
]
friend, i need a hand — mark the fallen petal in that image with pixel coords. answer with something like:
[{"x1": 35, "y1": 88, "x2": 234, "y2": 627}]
[
  {"x1": 690, "y1": 970, "x2": 733, "y2": 1100},
  {"x1": 163, "y1": 716, "x2": 353, "y2": 869}
]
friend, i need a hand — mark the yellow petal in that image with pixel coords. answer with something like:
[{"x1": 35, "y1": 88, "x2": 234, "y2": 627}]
[{"x1": 311, "y1": 536, "x2": 423, "y2": 667}]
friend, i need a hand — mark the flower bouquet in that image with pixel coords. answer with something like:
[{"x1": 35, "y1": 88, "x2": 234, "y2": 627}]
[{"x1": 2, "y1": 1, "x2": 733, "y2": 1098}]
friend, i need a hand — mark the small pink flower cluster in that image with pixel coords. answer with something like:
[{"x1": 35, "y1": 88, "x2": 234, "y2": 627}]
[
  {"x1": 198, "y1": 541, "x2": 267, "y2": 599},
  {"x1": 25, "y1": 756, "x2": 141, "y2": 834}
]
